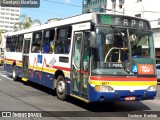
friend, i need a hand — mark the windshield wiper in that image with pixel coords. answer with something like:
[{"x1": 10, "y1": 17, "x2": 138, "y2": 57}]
[
  {"x1": 135, "y1": 29, "x2": 142, "y2": 44},
  {"x1": 111, "y1": 25, "x2": 127, "y2": 42}
]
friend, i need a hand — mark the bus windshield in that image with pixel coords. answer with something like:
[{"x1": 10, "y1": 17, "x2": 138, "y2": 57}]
[{"x1": 91, "y1": 26, "x2": 154, "y2": 75}]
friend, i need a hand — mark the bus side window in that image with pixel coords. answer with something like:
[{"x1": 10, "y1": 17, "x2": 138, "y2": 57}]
[
  {"x1": 6, "y1": 36, "x2": 11, "y2": 52},
  {"x1": 42, "y1": 29, "x2": 55, "y2": 53},
  {"x1": 16, "y1": 35, "x2": 23, "y2": 52},
  {"x1": 31, "y1": 31, "x2": 42, "y2": 53},
  {"x1": 55, "y1": 27, "x2": 71, "y2": 54},
  {"x1": 10, "y1": 36, "x2": 17, "y2": 52}
]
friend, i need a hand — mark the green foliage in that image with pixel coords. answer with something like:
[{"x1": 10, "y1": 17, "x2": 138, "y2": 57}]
[{"x1": 14, "y1": 14, "x2": 41, "y2": 31}]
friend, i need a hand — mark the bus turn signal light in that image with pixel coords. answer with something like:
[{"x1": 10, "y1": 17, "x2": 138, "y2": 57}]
[{"x1": 95, "y1": 85, "x2": 115, "y2": 92}]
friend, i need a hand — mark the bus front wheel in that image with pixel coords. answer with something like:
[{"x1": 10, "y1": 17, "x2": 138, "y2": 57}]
[{"x1": 56, "y1": 75, "x2": 67, "y2": 100}]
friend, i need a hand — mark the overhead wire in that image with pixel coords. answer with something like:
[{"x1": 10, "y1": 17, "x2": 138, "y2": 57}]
[
  {"x1": 43, "y1": 0, "x2": 82, "y2": 7},
  {"x1": 20, "y1": 0, "x2": 82, "y2": 23}
]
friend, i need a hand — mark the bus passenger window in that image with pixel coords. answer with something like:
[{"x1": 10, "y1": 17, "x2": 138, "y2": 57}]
[
  {"x1": 31, "y1": 32, "x2": 42, "y2": 53},
  {"x1": 10, "y1": 36, "x2": 17, "y2": 52},
  {"x1": 6, "y1": 36, "x2": 11, "y2": 52},
  {"x1": 42, "y1": 29, "x2": 55, "y2": 53},
  {"x1": 16, "y1": 35, "x2": 23, "y2": 52},
  {"x1": 55, "y1": 27, "x2": 71, "y2": 54}
]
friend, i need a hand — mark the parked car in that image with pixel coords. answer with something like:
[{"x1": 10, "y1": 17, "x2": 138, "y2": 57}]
[{"x1": 156, "y1": 64, "x2": 160, "y2": 84}]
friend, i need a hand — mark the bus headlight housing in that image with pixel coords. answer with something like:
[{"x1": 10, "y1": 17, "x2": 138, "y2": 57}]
[
  {"x1": 95, "y1": 85, "x2": 115, "y2": 92},
  {"x1": 147, "y1": 86, "x2": 156, "y2": 92}
]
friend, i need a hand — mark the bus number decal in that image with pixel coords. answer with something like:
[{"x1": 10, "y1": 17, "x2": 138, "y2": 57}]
[
  {"x1": 102, "y1": 82, "x2": 109, "y2": 85},
  {"x1": 138, "y1": 64, "x2": 154, "y2": 74}
]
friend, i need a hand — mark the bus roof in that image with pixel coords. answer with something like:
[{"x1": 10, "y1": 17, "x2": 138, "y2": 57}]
[
  {"x1": 7, "y1": 13, "x2": 93, "y2": 36},
  {"x1": 7, "y1": 13, "x2": 151, "y2": 36}
]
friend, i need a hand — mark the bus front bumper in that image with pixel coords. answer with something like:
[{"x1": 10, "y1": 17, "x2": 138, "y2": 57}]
[{"x1": 89, "y1": 85, "x2": 157, "y2": 102}]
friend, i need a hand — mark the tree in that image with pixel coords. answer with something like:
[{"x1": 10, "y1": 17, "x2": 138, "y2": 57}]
[{"x1": 14, "y1": 14, "x2": 41, "y2": 31}]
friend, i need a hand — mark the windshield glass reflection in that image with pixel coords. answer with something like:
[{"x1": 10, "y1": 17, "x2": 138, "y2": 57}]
[{"x1": 91, "y1": 26, "x2": 153, "y2": 75}]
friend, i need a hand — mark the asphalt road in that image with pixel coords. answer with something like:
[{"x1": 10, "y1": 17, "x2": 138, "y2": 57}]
[{"x1": 0, "y1": 66, "x2": 160, "y2": 120}]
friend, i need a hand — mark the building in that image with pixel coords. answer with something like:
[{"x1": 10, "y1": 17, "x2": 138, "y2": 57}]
[
  {"x1": 82, "y1": 0, "x2": 107, "y2": 13},
  {"x1": 0, "y1": 6, "x2": 20, "y2": 32}
]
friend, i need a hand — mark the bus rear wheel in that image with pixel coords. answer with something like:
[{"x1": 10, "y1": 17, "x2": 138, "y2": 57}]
[
  {"x1": 56, "y1": 75, "x2": 67, "y2": 100},
  {"x1": 12, "y1": 65, "x2": 18, "y2": 81}
]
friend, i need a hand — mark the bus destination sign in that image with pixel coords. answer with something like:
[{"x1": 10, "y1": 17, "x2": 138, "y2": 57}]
[{"x1": 97, "y1": 14, "x2": 151, "y2": 29}]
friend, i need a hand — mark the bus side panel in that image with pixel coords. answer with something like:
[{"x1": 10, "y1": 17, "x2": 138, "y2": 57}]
[
  {"x1": 27, "y1": 68, "x2": 71, "y2": 94},
  {"x1": 28, "y1": 69, "x2": 54, "y2": 89},
  {"x1": 4, "y1": 63, "x2": 13, "y2": 73},
  {"x1": 65, "y1": 77, "x2": 71, "y2": 95},
  {"x1": 4, "y1": 52, "x2": 22, "y2": 75},
  {"x1": 16, "y1": 66, "x2": 22, "y2": 78}
]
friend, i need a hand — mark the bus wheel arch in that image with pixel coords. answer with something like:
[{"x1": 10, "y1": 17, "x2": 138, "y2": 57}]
[{"x1": 54, "y1": 70, "x2": 67, "y2": 100}]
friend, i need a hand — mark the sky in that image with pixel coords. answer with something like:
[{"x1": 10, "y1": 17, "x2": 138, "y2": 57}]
[{"x1": 20, "y1": 0, "x2": 82, "y2": 24}]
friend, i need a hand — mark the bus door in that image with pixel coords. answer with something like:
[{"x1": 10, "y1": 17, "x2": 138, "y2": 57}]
[
  {"x1": 22, "y1": 34, "x2": 31, "y2": 80},
  {"x1": 71, "y1": 31, "x2": 90, "y2": 100}
]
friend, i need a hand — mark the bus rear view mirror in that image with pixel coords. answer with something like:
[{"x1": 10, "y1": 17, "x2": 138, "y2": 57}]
[{"x1": 90, "y1": 31, "x2": 96, "y2": 48}]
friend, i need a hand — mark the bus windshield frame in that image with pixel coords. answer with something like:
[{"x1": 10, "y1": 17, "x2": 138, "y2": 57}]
[{"x1": 91, "y1": 25, "x2": 154, "y2": 76}]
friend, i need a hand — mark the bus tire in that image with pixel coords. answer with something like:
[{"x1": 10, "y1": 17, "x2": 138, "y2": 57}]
[
  {"x1": 56, "y1": 75, "x2": 67, "y2": 100},
  {"x1": 12, "y1": 65, "x2": 18, "y2": 81}
]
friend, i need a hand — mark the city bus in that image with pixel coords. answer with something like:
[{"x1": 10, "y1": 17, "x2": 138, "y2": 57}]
[{"x1": 3, "y1": 13, "x2": 157, "y2": 102}]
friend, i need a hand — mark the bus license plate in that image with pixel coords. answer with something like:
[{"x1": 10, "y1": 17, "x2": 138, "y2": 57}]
[{"x1": 125, "y1": 96, "x2": 136, "y2": 101}]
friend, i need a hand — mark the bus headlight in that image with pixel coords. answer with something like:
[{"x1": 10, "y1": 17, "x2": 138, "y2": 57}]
[
  {"x1": 95, "y1": 85, "x2": 115, "y2": 92},
  {"x1": 147, "y1": 86, "x2": 156, "y2": 92}
]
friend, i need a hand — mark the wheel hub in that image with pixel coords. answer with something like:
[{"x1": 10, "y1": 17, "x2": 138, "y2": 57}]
[{"x1": 57, "y1": 81, "x2": 65, "y2": 94}]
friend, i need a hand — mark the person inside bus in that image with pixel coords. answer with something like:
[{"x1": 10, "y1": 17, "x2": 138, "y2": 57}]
[
  {"x1": 42, "y1": 41, "x2": 50, "y2": 53},
  {"x1": 50, "y1": 41, "x2": 54, "y2": 53},
  {"x1": 112, "y1": 35, "x2": 123, "y2": 62},
  {"x1": 111, "y1": 34, "x2": 127, "y2": 62}
]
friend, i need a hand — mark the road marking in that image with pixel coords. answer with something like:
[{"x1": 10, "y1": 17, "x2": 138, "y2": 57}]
[
  {"x1": 0, "y1": 74, "x2": 13, "y2": 81},
  {"x1": 143, "y1": 98, "x2": 160, "y2": 105},
  {"x1": 0, "y1": 79, "x2": 2, "y2": 81}
]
